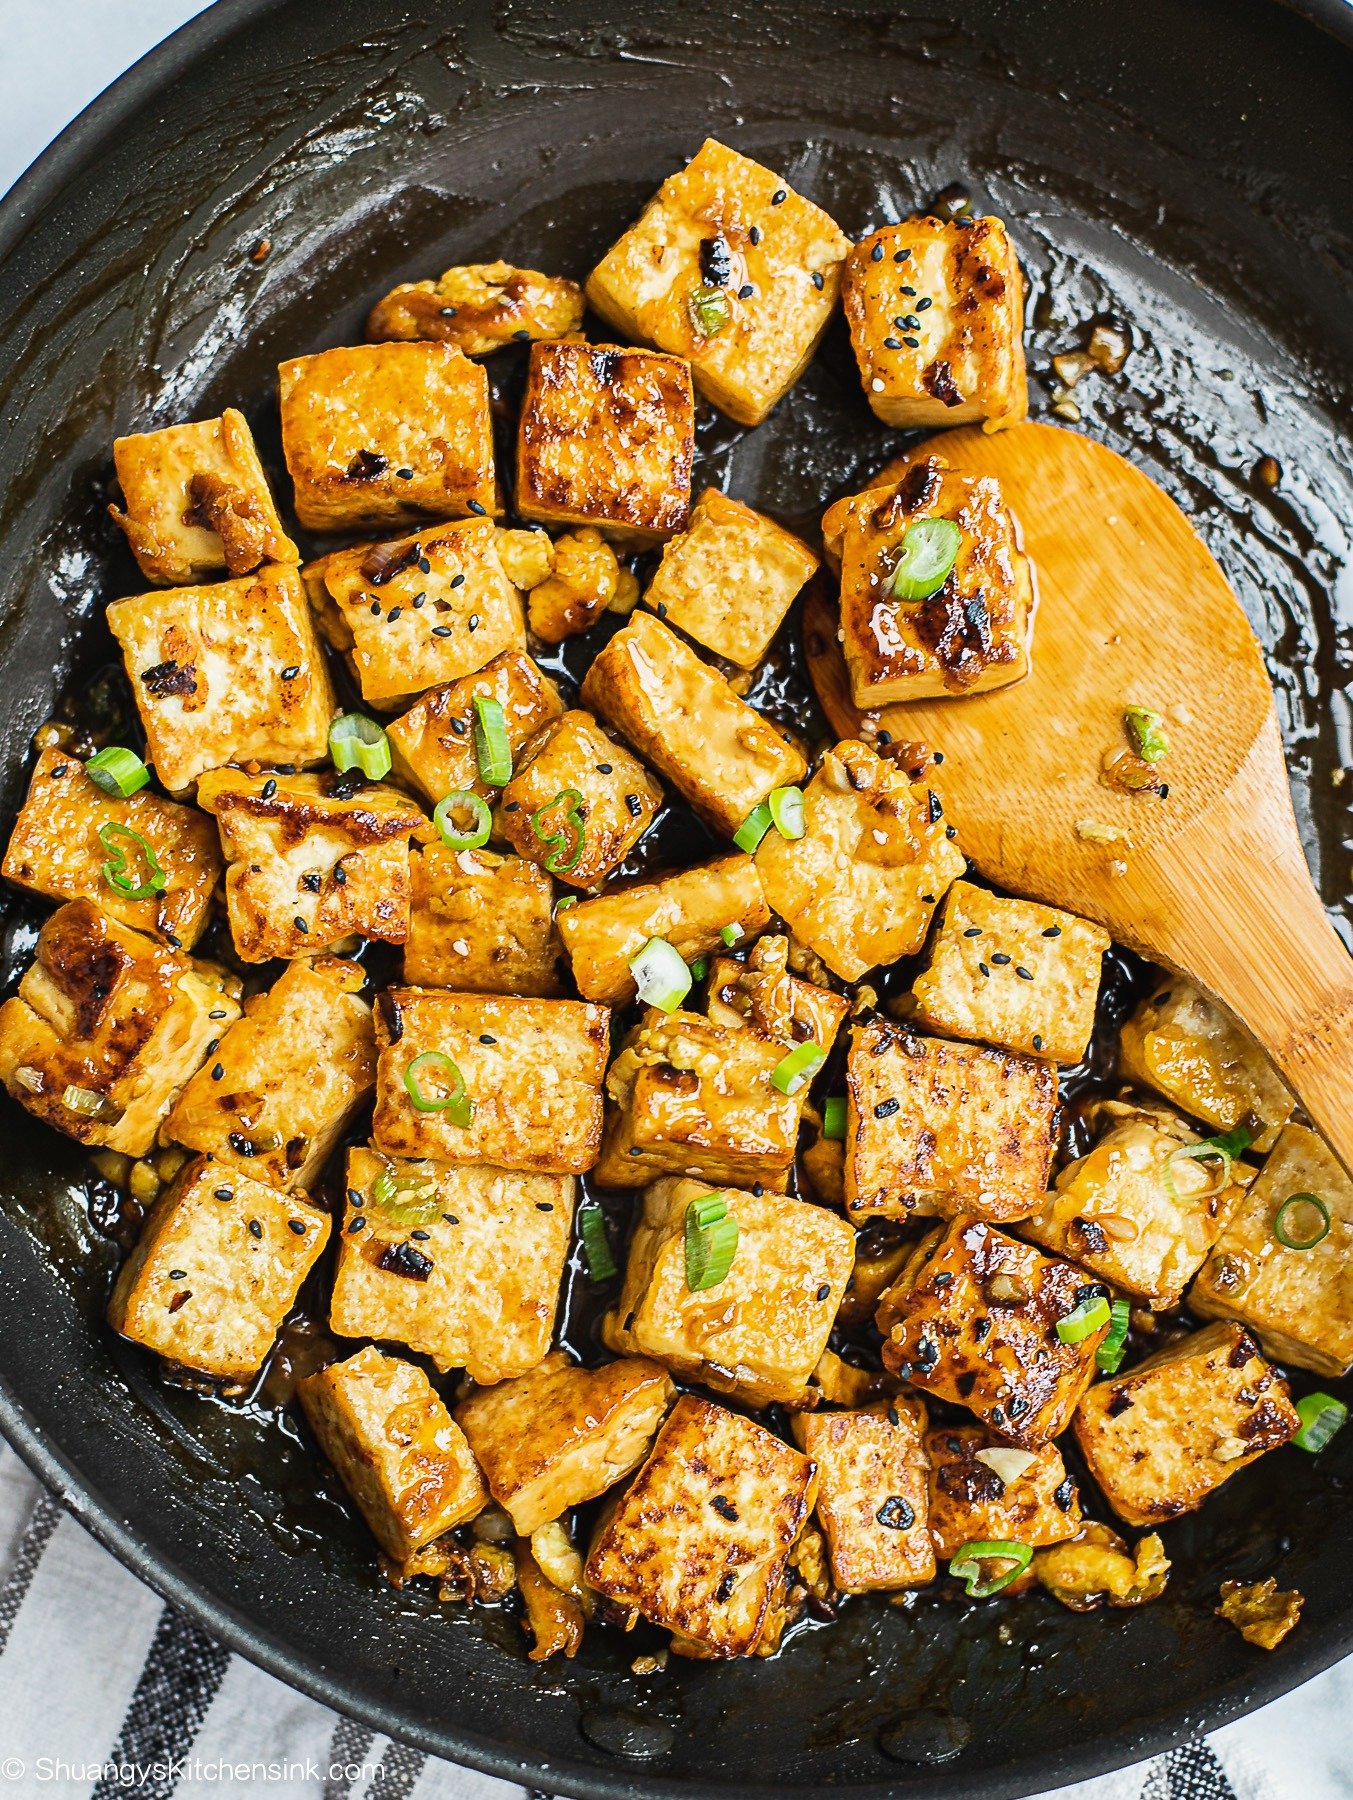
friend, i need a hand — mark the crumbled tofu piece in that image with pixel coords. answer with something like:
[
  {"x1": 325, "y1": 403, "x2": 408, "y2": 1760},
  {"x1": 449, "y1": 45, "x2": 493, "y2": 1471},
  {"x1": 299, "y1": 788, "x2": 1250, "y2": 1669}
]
[
  {"x1": 924, "y1": 1425, "x2": 1081, "y2": 1560},
  {"x1": 277, "y1": 341, "x2": 495, "y2": 531},
  {"x1": 603, "y1": 1176, "x2": 855, "y2": 1406},
  {"x1": 405, "y1": 846, "x2": 561, "y2": 996},
  {"x1": 642, "y1": 488, "x2": 818, "y2": 667},
  {"x1": 495, "y1": 527, "x2": 556, "y2": 592},
  {"x1": 791, "y1": 1398, "x2": 934, "y2": 1592},
  {"x1": 840, "y1": 215, "x2": 1027, "y2": 429},
  {"x1": 586, "y1": 138, "x2": 850, "y2": 427},
  {"x1": 108, "y1": 409, "x2": 298, "y2": 585},
  {"x1": 755, "y1": 740, "x2": 964, "y2": 981},
  {"x1": 516, "y1": 1537, "x2": 586, "y2": 1660},
  {"x1": 1073, "y1": 1322, "x2": 1299, "y2": 1527},
  {"x1": 2, "y1": 746, "x2": 221, "y2": 948},
  {"x1": 372, "y1": 988, "x2": 609, "y2": 1173},
  {"x1": 875, "y1": 1217, "x2": 1108, "y2": 1447},
  {"x1": 165, "y1": 954, "x2": 374, "y2": 1190},
  {"x1": 585, "y1": 1394, "x2": 818, "y2": 1657},
  {"x1": 1033, "y1": 1522, "x2": 1170, "y2": 1611},
  {"x1": 496, "y1": 709, "x2": 662, "y2": 890},
  {"x1": 0, "y1": 899, "x2": 240, "y2": 1156},
  {"x1": 1119, "y1": 979, "x2": 1294, "y2": 1152},
  {"x1": 108, "y1": 1154, "x2": 328, "y2": 1381},
  {"x1": 332, "y1": 1148, "x2": 574, "y2": 1379},
  {"x1": 106, "y1": 564, "x2": 335, "y2": 795},
  {"x1": 196, "y1": 768, "x2": 425, "y2": 964},
  {"x1": 527, "y1": 528, "x2": 620, "y2": 643},
  {"x1": 1191, "y1": 1123, "x2": 1353, "y2": 1376},
  {"x1": 1217, "y1": 1577, "x2": 1303, "y2": 1650},
  {"x1": 704, "y1": 934, "x2": 850, "y2": 1059},
  {"x1": 581, "y1": 611, "x2": 806, "y2": 837},
  {"x1": 455, "y1": 1350, "x2": 675, "y2": 1534},
  {"x1": 516, "y1": 341, "x2": 694, "y2": 545},
  {"x1": 557, "y1": 853, "x2": 769, "y2": 1005},
  {"x1": 386, "y1": 648, "x2": 563, "y2": 807},
  {"x1": 366, "y1": 260, "x2": 584, "y2": 354}
]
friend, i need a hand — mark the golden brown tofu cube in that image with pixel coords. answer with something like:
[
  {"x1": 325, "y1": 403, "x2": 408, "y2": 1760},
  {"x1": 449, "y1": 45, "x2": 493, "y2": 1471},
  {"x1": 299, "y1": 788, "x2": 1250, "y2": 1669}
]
[
  {"x1": 299, "y1": 1346, "x2": 486, "y2": 1569},
  {"x1": 371, "y1": 988, "x2": 609, "y2": 1174},
  {"x1": 1073, "y1": 1322, "x2": 1299, "y2": 1528},
  {"x1": 165, "y1": 955, "x2": 374, "y2": 1191},
  {"x1": 705, "y1": 933, "x2": 850, "y2": 1059},
  {"x1": 455, "y1": 1350, "x2": 675, "y2": 1534},
  {"x1": 0, "y1": 899, "x2": 240, "y2": 1157},
  {"x1": 496, "y1": 709, "x2": 662, "y2": 890},
  {"x1": 2, "y1": 746, "x2": 221, "y2": 949},
  {"x1": 841, "y1": 216, "x2": 1027, "y2": 429},
  {"x1": 105, "y1": 564, "x2": 335, "y2": 796},
  {"x1": 844, "y1": 1020, "x2": 1057, "y2": 1225},
  {"x1": 277, "y1": 341, "x2": 495, "y2": 532},
  {"x1": 405, "y1": 846, "x2": 561, "y2": 996},
  {"x1": 1191, "y1": 1123, "x2": 1353, "y2": 1377},
  {"x1": 642, "y1": 488, "x2": 819, "y2": 667},
  {"x1": 386, "y1": 648, "x2": 563, "y2": 807},
  {"x1": 876, "y1": 1217, "x2": 1108, "y2": 1448},
  {"x1": 581, "y1": 611, "x2": 806, "y2": 838},
  {"x1": 196, "y1": 768, "x2": 425, "y2": 964},
  {"x1": 595, "y1": 1011, "x2": 801, "y2": 1191},
  {"x1": 791, "y1": 1399, "x2": 934, "y2": 1592},
  {"x1": 603, "y1": 1176, "x2": 855, "y2": 1406},
  {"x1": 333, "y1": 1148, "x2": 574, "y2": 1379},
  {"x1": 516, "y1": 341, "x2": 694, "y2": 545},
  {"x1": 556, "y1": 853, "x2": 769, "y2": 1005},
  {"x1": 924, "y1": 1426, "x2": 1081, "y2": 1560},
  {"x1": 107, "y1": 1155, "x2": 328, "y2": 1382},
  {"x1": 1119, "y1": 979, "x2": 1294, "y2": 1152},
  {"x1": 366, "y1": 260, "x2": 584, "y2": 355},
  {"x1": 586, "y1": 138, "x2": 851, "y2": 428},
  {"x1": 755, "y1": 740, "x2": 965, "y2": 982},
  {"x1": 109, "y1": 409, "x2": 298, "y2": 586},
  {"x1": 526, "y1": 528, "x2": 621, "y2": 644},
  {"x1": 904, "y1": 880, "x2": 1108, "y2": 1064},
  {"x1": 585, "y1": 1394, "x2": 817, "y2": 1658}
]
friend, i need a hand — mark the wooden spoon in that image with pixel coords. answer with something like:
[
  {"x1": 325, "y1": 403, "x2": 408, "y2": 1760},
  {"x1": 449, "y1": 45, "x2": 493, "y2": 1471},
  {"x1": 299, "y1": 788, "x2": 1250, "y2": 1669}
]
[{"x1": 803, "y1": 420, "x2": 1353, "y2": 1174}]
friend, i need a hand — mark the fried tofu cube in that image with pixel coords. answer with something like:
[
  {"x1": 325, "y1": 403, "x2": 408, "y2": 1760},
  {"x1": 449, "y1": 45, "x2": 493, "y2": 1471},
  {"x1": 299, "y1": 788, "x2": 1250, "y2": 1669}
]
[
  {"x1": 332, "y1": 1148, "x2": 574, "y2": 1379},
  {"x1": 516, "y1": 341, "x2": 694, "y2": 545},
  {"x1": 755, "y1": 740, "x2": 965, "y2": 982},
  {"x1": 107, "y1": 1155, "x2": 328, "y2": 1382},
  {"x1": 602, "y1": 1177, "x2": 855, "y2": 1406},
  {"x1": 196, "y1": 769, "x2": 425, "y2": 964},
  {"x1": 790, "y1": 1399, "x2": 933, "y2": 1592},
  {"x1": 1119, "y1": 980, "x2": 1294, "y2": 1152},
  {"x1": 366, "y1": 260, "x2": 584, "y2": 355},
  {"x1": 841, "y1": 215, "x2": 1027, "y2": 430},
  {"x1": 108, "y1": 409, "x2": 298, "y2": 586},
  {"x1": 455, "y1": 1350, "x2": 675, "y2": 1534},
  {"x1": 164, "y1": 955, "x2": 374, "y2": 1190},
  {"x1": 2, "y1": 746, "x2": 221, "y2": 949},
  {"x1": 586, "y1": 138, "x2": 851, "y2": 427},
  {"x1": 277, "y1": 341, "x2": 495, "y2": 532},
  {"x1": 581, "y1": 611, "x2": 806, "y2": 837},
  {"x1": 641, "y1": 488, "x2": 819, "y2": 667},
  {"x1": 106, "y1": 564, "x2": 335, "y2": 795},
  {"x1": 372, "y1": 988, "x2": 608, "y2": 1173},
  {"x1": 904, "y1": 881, "x2": 1108, "y2": 1063},
  {"x1": 844, "y1": 1020, "x2": 1057, "y2": 1225},
  {"x1": 924, "y1": 1426, "x2": 1080, "y2": 1560},
  {"x1": 1191, "y1": 1123, "x2": 1353, "y2": 1376},
  {"x1": 496, "y1": 709, "x2": 662, "y2": 890},
  {"x1": 704, "y1": 933, "x2": 850, "y2": 1059},
  {"x1": 405, "y1": 846, "x2": 561, "y2": 996},
  {"x1": 876, "y1": 1217, "x2": 1108, "y2": 1447},
  {"x1": 556, "y1": 853, "x2": 769, "y2": 1005},
  {"x1": 1073, "y1": 1322, "x2": 1299, "y2": 1528},
  {"x1": 595, "y1": 1011, "x2": 801, "y2": 1190},
  {"x1": 585, "y1": 1394, "x2": 818, "y2": 1657},
  {"x1": 527, "y1": 528, "x2": 621, "y2": 644},
  {"x1": 386, "y1": 648, "x2": 563, "y2": 806},
  {"x1": 299, "y1": 1347, "x2": 486, "y2": 1571},
  {"x1": 0, "y1": 899, "x2": 240, "y2": 1156}
]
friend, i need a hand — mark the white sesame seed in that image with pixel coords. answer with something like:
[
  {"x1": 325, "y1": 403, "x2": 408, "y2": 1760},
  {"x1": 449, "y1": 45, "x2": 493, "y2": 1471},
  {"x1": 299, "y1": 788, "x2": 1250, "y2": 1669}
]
[{"x1": 871, "y1": 377, "x2": 885, "y2": 392}]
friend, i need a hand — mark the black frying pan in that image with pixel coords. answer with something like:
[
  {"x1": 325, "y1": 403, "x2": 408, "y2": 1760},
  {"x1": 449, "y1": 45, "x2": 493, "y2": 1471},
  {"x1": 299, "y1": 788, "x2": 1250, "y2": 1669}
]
[{"x1": 1, "y1": 3, "x2": 1351, "y2": 1795}]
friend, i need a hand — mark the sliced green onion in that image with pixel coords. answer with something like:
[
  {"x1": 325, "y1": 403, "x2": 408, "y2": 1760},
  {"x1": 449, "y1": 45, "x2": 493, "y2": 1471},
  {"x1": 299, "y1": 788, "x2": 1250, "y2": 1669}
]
[
  {"x1": 1163, "y1": 1126, "x2": 1251, "y2": 1204},
  {"x1": 630, "y1": 937, "x2": 692, "y2": 1013},
  {"x1": 555, "y1": 896, "x2": 578, "y2": 913},
  {"x1": 949, "y1": 1540, "x2": 1032, "y2": 1598},
  {"x1": 434, "y1": 790, "x2": 492, "y2": 851},
  {"x1": 720, "y1": 924, "x2": 742, "y2": 947},
  {"x1": 85, "y1": 746, "x2": 150, "y2": 798},
  {"x1": 1274, "y1": 1192, "x2": 1330, "y2": 1250},
  {"x1": 689, "y1": 956, "x2": 709, "y2": 982},
  {"x1": 403, "y1": 1051, "x2": 472, "y2": 1127},
  {"x1": 98, "y1": 821, "x2": 167, "y2": 900},
  {"x1": 1096, "y1": 1298, "x2": 1132, "y2": 1373},
  {"x1": 369, "y1": 1167, "x2": 442, "y2": 1226},
  {"x1": 734, "y1": 803, "x2": 773, "y2": 854},
  {"x1": 473, "y1": 695, "x2": 512, "y2": 787},
  {"x1": 771, "y1": 1040, "x2": 825, "y2": 1096},
  {"x1": 61, "y1": 1084, "x2": 112, "y2": 1118},
  {"x1": 889, "y1": 518, "x2": 962, "y2": 602},
  {"x1": 329, "y1": 712, "x2": 392, "y2": 779},
  {"x1": 530, "y1": 788, "x2": 585, "y2": 875},
  {"x1": 768, "y1": 784, "x2": 805, "y2": 840},
  {"x1": 688, "y1": 1191, "x2": 728, "y2": 1230},
  {"x1": 579, "y1": 1205, "x2": 618, "y2": 1281},
  {"x1": 1124, "y1": 705, "x2": 1169, "y2": 764},
  {"x1": 1055, "y1": 1293, "x2": 1111, "y2": 1345},
  {"x1": 685, "y1": 1193, "x2": 738, "y2": 1291},
  {"x1": 688, "y1": 285, "x2": 732, "y2": 339},
  {"x1": 1293, "y1": 1392, "x2": 1348, "y2": 1453},
  {"x1": 822, "y1": 1095, "x2": 848, "y2": 1140}
]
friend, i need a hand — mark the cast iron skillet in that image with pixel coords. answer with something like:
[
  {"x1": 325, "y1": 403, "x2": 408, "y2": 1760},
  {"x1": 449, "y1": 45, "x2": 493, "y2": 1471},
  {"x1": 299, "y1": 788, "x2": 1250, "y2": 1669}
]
[{"x1": 1, "y1": 2, "x2": 1352, "y2": 1794}]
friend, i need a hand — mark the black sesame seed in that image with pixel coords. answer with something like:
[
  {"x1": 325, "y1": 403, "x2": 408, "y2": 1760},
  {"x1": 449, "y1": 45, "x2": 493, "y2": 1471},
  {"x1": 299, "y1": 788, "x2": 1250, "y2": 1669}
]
[
  {"x1": 596, "y1": 762, "x2": 613, "y2": 774},
  {"x1": 388, "y1": 606, "x2": 402, "y2": 622},
  {"x1": 874, "y1": 1098, "x2": 900, "y2": 1118},
  {"x1": 903, "y1": 335, "x2": 920, "y2": 348},
  {"x1": 628, "y1": 1146, "x2": 643, "y2": 1157},
  {"x1": 280, "y1": 664, "x2": 300, "y2": 681},
  {"x1": 1042, "y1": 925, "x2": 1062, "y2": 938},
  {"x1": 293, "y1": 916, "x2": 308, "y2": 933},
  {"x1": 816, "y1": 1283, "x2": 831, "y2": 1301},
  {"x1": 895, "y1": 249, "x2": 911, "y2": 263},
  {"x1": 448, "y1": 718, "x2": 467, "y2": 735},
  {"x1": 771, "y1": 188, "x2": 786, "y2": 205},
  {"x1": 395, "y1": 467, "x2": 414, "y2": 479},
  {"x1": 811, "y1": 271, "x2": 824, "y2": 290},
  {"x1": 933, "y1": 751, "x2": 944, "y2": 763},
  {"x1": 990, "y1": 1405, "x2": 1006, "y2": 1426},
  {"x1": 210, "y1": 1063, "x2": 224, "y2": 1081},
  {"x1": 51, "y1": 764, "x2": 68, "y2": 777},
  {"x1": 302, "y1": 872, "x2": 322, "y2": 893},
  {"x1": 991, "y1": 952, "x2": 1011, "y2": 966},
  {"x1": 479, "y1": 1033, "x2": 497, "y2": 1045},
  {"x1": 974, "y1": 1317, "x2": 992, "y2": 1340},
  {"x1": 411, "y1": 1228, "x2": 430, "y2": 1240},
  {"x1": 871, "y1": 242, "x2": 884, "y2": 261},
  {"x1": 443, "y1": 1213, "x2": 459, "y2": 1226},
  {"x1": 370, "y1": 601, "x2": 382, "y2": 616},
  {"x1": 877, "y1": 730, "x2": 892, "y2": 744},
  {"x1": 214, "y1": 1187, "x2": 233, "y2": 1201},
  {"x1": 736, "y1": 283, "x2": 753, "y2": 300},
  {"x1": 333, "y1": 865, "x2": 347, "y2": 885},
  {"x1": 348, "y1": 1216, "x2": 366, "y2": 1233},
  {"x1": 887, "y1": 1405, "x2": 901, "y2": 1427},
  {"x1": 418, "y1": 557, "x2": 432, "y2": 574},
  {"x1": 248, "y1": 1219, "x2": 262, "y2": 1239},
  {"x1": 260, "y1": 778, "x2": 277, "y2": 800},
  {"x1": 933, "y1": 1271, "x2": 954, "y2": 1287},
  {"x1": 288, "y1": 1219, "x2": 307, "y2": 1235},
  {"x1": 979, "y1": 962, "x2": 991, "y2": 978},
  {"x1": 450, "y1": 572, "x2": 465, "y2": 588},
  {"x1": 916, "y1": 296, "x2": 932, "y2": 310},
  {"x1": 963, "y1": 926, "x2": 982, "y2": 937},
  {"x1": 749, "y1": 225, "x2": 761, "y2": 245},
  {"x1": 716, "y1": 1572, "x2": 737, "y2": 1602},
  {"x1": 1016, "y1": 966, "x2": 1034, "y2": 981},
  {"x1": 752, "y1": 1182, "x2": 764, "y2": 1197},
  {"x1": 205, "y1": 1038, "x2": 220, "y2": 1056},
  {"x1": 346, "y1": 1188, "x2": 363, "y2": 1209},
  {"x1": 168, "y1": 1269, "x2": 187, "y2": 1281},
  {"x1": 432, "y1": 625, "x2": 453, "y2": 638},
  {"x1": 467, "y1": 499, "x2": 486, "y2": 516},
  {"x1": 468, "y1": 614, "x2": 479, "y2": 631},
  {"x1": 900, "y1": 315, "x2": 919, "y2": 329},
  {"x1": 378, "y1": 1240, "x2": 433, "y2": 1280},
  {"x1": 503, "y1": 801, "x2": 520, "y2": 812},
  {"x1": 440, "y1": 305, "x2": 458, "y2": 316},
  {"x1": 228, "y1": 1132, "x2": 255, "y2": 1156},
  {"x1": 901, "y1": 283, "x2": 916, "y2": 294},
  {"x1": 946, "y1": 824, "x2": 957, "y2": 839},
  {"x1": 1008, "y1": 1397, "x2": 1029, "y2": 1418},
  {"x1": 884, "y1": 336, "x2": 902, "y2": 350},
  {"x1": 1159, "y1": 783, "x2": 1171, "y2": 798},
  {"x1": 412, "y1": 593, "x2": 426, "y2": 608},
  {"x1": 209, "y1": 1010, "x2": 227, "y2": 1020},
  {"x1": 1032, "y1": 1034, "x2": 1043, "y2": 1051},
  {"x1": 536, "y1": 1201, "x2": 555, "y2": 1212}
]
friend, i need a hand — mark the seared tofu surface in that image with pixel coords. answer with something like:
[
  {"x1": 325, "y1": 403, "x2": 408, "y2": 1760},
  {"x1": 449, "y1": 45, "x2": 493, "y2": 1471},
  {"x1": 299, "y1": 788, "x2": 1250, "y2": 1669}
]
[
  {"x1": 791, "y1": 1398, "x2": 935, "y2": 1592},
  {"x1": 386, "y1": 648, "x2": 563, "y2": 806},
  {"x1": 924, "y1": 1425, "x2": 1081, "y2": 1559},
  {"x1": 366, "y1": 260, "x2": 584, "y2": 355},
  {"x1": 405, "y1": 846, "x2": 562, "y2": 996}
]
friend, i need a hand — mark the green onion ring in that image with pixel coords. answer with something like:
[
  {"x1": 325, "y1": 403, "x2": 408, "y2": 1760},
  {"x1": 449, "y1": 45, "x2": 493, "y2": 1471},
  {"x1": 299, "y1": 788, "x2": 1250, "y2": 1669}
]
[
  {"x1": 1293, "y1": 1391, "x2": 1348, "y2": 1453},
  {"x1": 530, "y1": 787, "x2": 586, "y2": 875},
  {"x1": 1096, "y1": 1298, "x2": 1132, "y2": 1373},
  {"x1": 85, "y1": 746, "x2": 150, "y2": 798},
  {"x1": 948, "y1": 1539, "x2": 1032, "y2": 1598},
  {"x1": 402, "y1": 1051, "x2": 472, "y2": 1127},
  {"x1": 434, "y1": 790, "x2": 492, "y2": 851},
  {"x1": 329, "y1": 712, "x2": 392, "y2": 780},
  {"x1": 889, "y1": 518, "x2": 962, "y2": 602},
  {"x1": 472, "y1": 695, "x2": 512, "y2": 787},
  {"x1": 98, "y1": 821, "x2": 167, "y2": 900},
  {"x1": 771, "y1": 1040, "x2": 825, "y2": 1096},
  {"x1": 768, "y1": 784, "x2": 806, "y2": 840},
  {"x1": 733, "y1": 802, "x2": 773, "y2": 854},
  {"x1": 1055, "y1": 1293, "x2": 1111, "y2": 1345},
  {"x1": 1274, "y1": 1192, "x2": 1330, "y2": 1250},
  {"x1": 579, "y1": 1205, "x2": 618, "y2": 1282}
]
